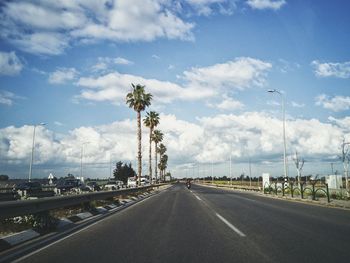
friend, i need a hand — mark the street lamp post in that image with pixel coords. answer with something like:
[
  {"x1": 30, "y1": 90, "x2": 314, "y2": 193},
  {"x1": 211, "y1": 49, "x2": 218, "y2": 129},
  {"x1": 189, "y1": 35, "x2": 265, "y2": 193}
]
[
  {"x1": 28, "y1": 123, "x2": 45, "y2": 182},
  {"x1": 230, "y1": 153, "x2": 232, "y2": 185},
  {"x1": 268, "y1": 89, "x2": 288, "y2": 181}
]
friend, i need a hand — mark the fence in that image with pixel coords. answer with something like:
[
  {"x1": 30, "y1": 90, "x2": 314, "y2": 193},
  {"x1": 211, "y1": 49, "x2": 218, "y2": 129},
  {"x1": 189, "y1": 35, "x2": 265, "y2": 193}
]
[{"x1": 263, "y1": 180, "x2": 330, "y2": 203}]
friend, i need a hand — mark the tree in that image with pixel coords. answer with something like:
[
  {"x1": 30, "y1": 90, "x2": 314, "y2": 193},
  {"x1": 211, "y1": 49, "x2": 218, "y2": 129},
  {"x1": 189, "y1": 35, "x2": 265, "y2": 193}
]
[
  {"x1": 0, "y1": 175, "x2": 9, "y2": 181},
  {"x1": 158, "y1": 154, "x2": 168, "y2": 181},
  {"x1": 126, "y1": 84, "x2": 152, "y2": 186},
  {"x1": 152, "y1": 129, "x2": 163, "y2": 183},
  {"x1": 113, "y1": 161, "x2": 136, "y2": 184},
  {"x1": 143, "y1": 111, "x2": 160, "y2": 185},
  {"x1": 157, "y1": 144, "x2": 167, "y2": 181},
  {"x1": 293, "y1": 151, "x2": 305, "y2": 188}
]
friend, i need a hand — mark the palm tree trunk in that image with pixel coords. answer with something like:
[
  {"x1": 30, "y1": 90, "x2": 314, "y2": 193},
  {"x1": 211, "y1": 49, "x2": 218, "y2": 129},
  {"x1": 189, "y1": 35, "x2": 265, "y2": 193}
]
[
  {"x1": 137, "y1": 110, "x2": 142, "y2": 186},
  {"x1": 155, "y1": 142, "x2": 158, "y2": 183},
  {"x1": 149, "y1": 127, "x2": 152, "y2": 184}
]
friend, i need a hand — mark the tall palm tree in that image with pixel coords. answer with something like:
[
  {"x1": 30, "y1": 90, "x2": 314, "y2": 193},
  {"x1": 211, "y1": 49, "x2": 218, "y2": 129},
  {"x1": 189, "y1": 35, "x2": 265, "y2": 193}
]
[
  {"x1": 159, "y1": 154, "x2": 168, "y2": 181},
  {"x1": 126, "y1": 84, "x2": 152, "y2": 186},
  {"x1": 143, "y1": 111, "x2": 160, "y2": 184},
  {"x1": 151, "y1": 129, "x2": 163, "y2": 183},
  {"x1": 157, "y1": 143, "x2": 167, "y2": 181}
]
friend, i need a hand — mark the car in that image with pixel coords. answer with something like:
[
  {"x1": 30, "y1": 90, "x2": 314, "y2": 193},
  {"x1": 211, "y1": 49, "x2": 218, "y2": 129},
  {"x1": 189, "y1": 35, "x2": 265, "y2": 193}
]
[
  {"x1": 15, "y1": 182, "x2": 42, "y2": 192},
  {"x1": 56, "y1": 179, "x2": 88, "y2": 193},
  {"x1": 86, "y1": 181, "x2": 101, "y2": 191},
  {"x1": 104, "y1": 180, "x2": 123, "y2": 190},
  {"x1": 127, "y1": 177, "x2": 137, "y2": 188}
]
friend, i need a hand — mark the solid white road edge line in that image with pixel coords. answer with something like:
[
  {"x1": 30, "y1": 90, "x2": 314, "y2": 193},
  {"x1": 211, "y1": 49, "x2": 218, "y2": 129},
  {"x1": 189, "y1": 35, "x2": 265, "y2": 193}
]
[{"x1": 215, "y1": 213, "x2": 246, "y2": 237}]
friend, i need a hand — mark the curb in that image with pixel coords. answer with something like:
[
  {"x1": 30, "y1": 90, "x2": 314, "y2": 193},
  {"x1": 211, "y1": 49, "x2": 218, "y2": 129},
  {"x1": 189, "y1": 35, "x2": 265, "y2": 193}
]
[{"x1": 0, "y1": 230, "x2": 40, "y2": 252}]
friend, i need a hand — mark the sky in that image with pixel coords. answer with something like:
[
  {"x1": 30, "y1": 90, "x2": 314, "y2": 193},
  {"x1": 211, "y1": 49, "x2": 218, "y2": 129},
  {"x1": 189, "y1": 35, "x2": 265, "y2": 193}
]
[{"x1": 0, "y1": 0, "x2": 350, "y2": 179}]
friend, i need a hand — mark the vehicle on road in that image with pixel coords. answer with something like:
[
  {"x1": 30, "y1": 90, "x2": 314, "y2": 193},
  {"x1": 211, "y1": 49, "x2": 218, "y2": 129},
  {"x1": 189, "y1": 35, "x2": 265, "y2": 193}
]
[
  {"x1": 127, "y1": 177, "x2": 137, "y2": 188},
  {"x1": 56, "y1": 179, "x2": 89, "y2": 193},
  {"x1": 186, "y1": 179, "x2": 191, "y2": 189},
  {"x1": 104, "y1": 180, "x2": 123, "y2": 190},
  {"x1": 86, "y1": 181, "x2": 101, "y2": 191},
  {"x1": 15, "y1": 181, "x2": 42, "y2": 193}
]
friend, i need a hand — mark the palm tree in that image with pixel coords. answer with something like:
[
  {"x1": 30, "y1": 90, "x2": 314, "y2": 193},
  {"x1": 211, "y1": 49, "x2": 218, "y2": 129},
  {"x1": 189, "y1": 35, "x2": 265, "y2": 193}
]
[
  {"x1": 159, "y1": 154, "x2": 168, "y2": 181},
  {"x1": 126, "y1": 84, "x2": 152, "y2": 186},
  {"x1": 151, "y1": 129, "x2": 163, "y2": 183},
  {"x1": 143, "y1": 111, "x2": 160, "y2": 184},
  {"x1": 157, "y1": 143, "x2": 167, "y2": 181}
]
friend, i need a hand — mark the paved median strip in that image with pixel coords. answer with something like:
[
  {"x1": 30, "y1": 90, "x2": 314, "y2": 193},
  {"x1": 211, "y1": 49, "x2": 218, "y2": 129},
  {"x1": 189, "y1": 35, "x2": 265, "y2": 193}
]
[{"x1": 215, "y1": 213, "x2": 246, "y2": 237}]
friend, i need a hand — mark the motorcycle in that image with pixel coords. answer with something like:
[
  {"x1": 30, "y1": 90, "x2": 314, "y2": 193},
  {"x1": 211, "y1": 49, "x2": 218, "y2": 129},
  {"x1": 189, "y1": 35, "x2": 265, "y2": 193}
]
[{"x1": 186, "y1": 183, "x2": 191, "y2": 189}]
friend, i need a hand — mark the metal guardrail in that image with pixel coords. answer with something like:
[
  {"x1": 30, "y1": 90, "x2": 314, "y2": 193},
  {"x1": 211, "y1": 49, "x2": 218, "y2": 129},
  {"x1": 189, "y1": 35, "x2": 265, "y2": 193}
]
[{"x1": 0, "y1": 184, "x2": 166, "y2": 220}]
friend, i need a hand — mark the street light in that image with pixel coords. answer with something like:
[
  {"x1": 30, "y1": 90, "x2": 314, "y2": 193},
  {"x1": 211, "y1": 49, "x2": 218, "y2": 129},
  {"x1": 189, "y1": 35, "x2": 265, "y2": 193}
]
[
  {"x1": 28, "y1": 122, "x2": 46, "y2": 182},
  {"x1": 80, "y1": 142, "x2": 90, "y2": 178},
  {"x1": 268, "y1": 89, "x2": 288, "y2": 181}
]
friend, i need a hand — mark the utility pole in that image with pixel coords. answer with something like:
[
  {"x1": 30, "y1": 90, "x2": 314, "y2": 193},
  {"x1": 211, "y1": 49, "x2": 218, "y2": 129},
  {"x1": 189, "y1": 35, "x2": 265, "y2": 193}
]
[{"x1": 28, "y1": 123, "x2": 45, "y2": 182}]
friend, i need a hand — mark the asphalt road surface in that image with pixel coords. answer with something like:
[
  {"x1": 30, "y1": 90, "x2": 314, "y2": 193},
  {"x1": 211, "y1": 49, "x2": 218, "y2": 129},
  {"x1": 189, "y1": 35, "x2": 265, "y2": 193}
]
[{"x1": 15, "y1": 183, "x2": 350, "y2": 263}]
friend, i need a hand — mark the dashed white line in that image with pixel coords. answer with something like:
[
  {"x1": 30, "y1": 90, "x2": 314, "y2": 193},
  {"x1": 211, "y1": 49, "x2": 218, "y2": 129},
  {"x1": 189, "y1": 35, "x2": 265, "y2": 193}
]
[
  {"x1": 215, "y1": 213, "x2": 246, "y2": 237},
  {"x1": 194, "y1": 195, "x2": 202, "y2": 201}
]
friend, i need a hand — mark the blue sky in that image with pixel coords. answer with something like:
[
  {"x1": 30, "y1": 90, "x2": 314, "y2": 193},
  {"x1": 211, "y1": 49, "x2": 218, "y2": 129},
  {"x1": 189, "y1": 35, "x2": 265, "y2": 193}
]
[{"x1": 0, "y1": 0, "x2": 350, "y2": 179}]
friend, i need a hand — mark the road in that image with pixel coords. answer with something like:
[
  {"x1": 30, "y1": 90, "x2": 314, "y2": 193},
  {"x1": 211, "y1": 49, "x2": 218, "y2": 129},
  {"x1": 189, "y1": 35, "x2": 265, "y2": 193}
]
[{"x1": 14, "y1": 183, "x2": 350, "y2": 263}]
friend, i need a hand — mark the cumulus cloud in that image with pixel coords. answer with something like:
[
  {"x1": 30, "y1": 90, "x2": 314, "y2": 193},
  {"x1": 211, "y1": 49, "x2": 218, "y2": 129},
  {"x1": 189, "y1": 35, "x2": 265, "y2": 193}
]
[
  {"x1": 0, "y1": 51, "x2": 23, "y2": 76},
  {"x1": 0, "y1": 0, "x2": 194, "y2": 55},
  {"x1": 315, "y1": 94, "x2": 350, "y2": 112},
  {"x1": 311, "y1": 60, "x2": 350, "y2": 78},
  {"x1": 183, "y1": 57, "x2": 272, "y2": 91},
  {"x1": 246, "y1": 0, "x2": 286, "y2": 10},
  {"x1": 0, "y1": 112, "x2": 348, "y2": 178},
  {"x1": 49, "y1": 67, "x2": 79, "y2": 84},
  {"x1": 77, "y1": 57, "x2": 271, "y2": 104}
]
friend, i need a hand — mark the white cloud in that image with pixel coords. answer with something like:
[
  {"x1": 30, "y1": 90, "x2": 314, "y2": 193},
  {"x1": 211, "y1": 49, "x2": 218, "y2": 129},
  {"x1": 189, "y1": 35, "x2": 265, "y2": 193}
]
[
  {"x1": 1, "y1": 112, "x2": 347, "y2": 178},
  {"x1": 0, "y1": 0, "x2": 195, "y2": 55},
  {"x1": 185, "y1": 0, "x2": 237, "y2": 16},
  {"x1": 311, "y1": 60, "x2": 350, "y2": 78},
  {"x1": 216, "y1": 96, "x2": 244, "y2": 110},
  {"x1": 114, "y1": 57, "x2": 133, "y2": 65},
  {"x1": 77, "y1": 57, "x2": 271, "y2": 104},
  {"x1": 291, "y1": 101, "x2": 305, "y2": 108},
  {"x1": 0, "y1": 91, "x2": 15, "y2": 106},
  {"x1": 0, "y1": 90, "x2": 23, "y2": 106},
  {"x1": 0, "y1": 51, "x2": 23, "y2": 75},
  {"x1": 49, "y1": 68, "x2": 79, "y2": 84},
  {"x1": 315, "y1": 94, "x2": 350, "y2": 112},
  {"x1": 54, "y1": 121, "x2": 64, "y2": 126},
  {"x1": 11, "y1": 32, "x2": 69, "y2": 56},
  {"x1": 247, "y1": 0, "x2": 286, "y2": 10},
  {"x1": 76, "y1": 71, "x2": 209, "y2": 104},
  {"x1": 152, "y1": 54, "x2": 160, "y2": 59},
  {"x1": 91, "y1": 56, "x2": 133, "y2": 72},
  {"x1": 183, "y1": 57, "x2": 272, "y2": 91}
]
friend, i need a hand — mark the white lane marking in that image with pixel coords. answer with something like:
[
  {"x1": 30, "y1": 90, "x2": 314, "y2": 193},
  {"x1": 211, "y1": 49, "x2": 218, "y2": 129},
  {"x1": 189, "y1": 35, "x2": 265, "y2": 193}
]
[
  {"x1": 215, "y1": 213, "x2": 246, "y2": 237},
  {"x1": 194, "y1": 195, "x2": 202, "y2": 201}
]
